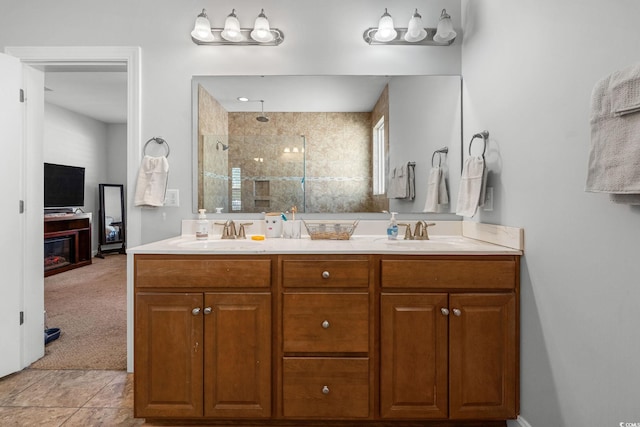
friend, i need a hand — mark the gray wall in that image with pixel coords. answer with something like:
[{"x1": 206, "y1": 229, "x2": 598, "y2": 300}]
[
  {"x1": 0, "y1": 0, "x2": 462, "y2": 242},
  {"x1": 461, "y1": 1, "x2": 640, "y2": 426},
  {"x1": 44, "y1": 103, "x2": 108, "y2": 252},
  {"x1": 5, "y1": 0, "x2": 640, "y2": 425}
]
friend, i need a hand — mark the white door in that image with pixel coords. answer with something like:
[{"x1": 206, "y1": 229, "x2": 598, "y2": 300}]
[{"x1": 0, "y1": 53, "x2": 25, "y2": 377}]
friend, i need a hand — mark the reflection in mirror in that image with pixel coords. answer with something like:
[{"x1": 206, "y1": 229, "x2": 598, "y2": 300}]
[
  {"x1": 193, "y1": 75, "x2": 461, "y2": 215},
  {"x1": 97, "y1": 184, "x2": 126, "y2": 258}
]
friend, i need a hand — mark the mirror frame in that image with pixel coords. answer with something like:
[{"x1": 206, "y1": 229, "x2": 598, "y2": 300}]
[
  {"x1": 96, "y1": 183, "x2": 126, "y2": 258},
  {"x1": 191, "y1": 75, "x2": 464, "y2": 220}
]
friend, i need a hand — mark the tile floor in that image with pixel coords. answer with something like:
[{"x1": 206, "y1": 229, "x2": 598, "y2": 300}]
[{"x1": 0, "y1": 368, "x2": 143, "y2": 426}]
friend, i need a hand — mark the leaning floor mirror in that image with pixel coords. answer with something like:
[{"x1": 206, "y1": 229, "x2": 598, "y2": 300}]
[{"x1": 96, "y1": 184, "x2": 126, "y2": 258}]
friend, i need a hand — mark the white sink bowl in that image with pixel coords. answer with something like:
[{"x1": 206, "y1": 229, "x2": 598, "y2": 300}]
[{"x1": 176, "y1": 239, "x2": 263, "y2": 251}]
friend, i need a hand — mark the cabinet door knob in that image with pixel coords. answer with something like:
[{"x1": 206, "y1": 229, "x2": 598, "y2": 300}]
[
  {"x1": 452, "y1": 308, "x2": 462, "y2": 316},
  {"x1": 203, "y1": 307, "x2": 212, "y2": 315},
  {"x1": 322, "y1": 386, "x2": 330, "y2": 395},
  {"x1": 440, "y1": 307, "x2": 450, "y2": 316},
  {"x1": 322, "y1": 271, "x2": 330, "y2": 279},
  {"x1": 192, "y1": 307, "x2": 201, "y2": 316},
  {"x1": 321, "y1": 320, "x2": 330, "y2": 329}
]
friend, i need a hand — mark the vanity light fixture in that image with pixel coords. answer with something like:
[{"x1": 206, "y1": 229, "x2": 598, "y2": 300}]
[
  {"x1": 363, "y1": 7, "x2": 456, "y2": 46},
  {"x1": 191, "y1": 8, "x2": 284, "y2": 46},
  {"x1": 433, "y1": 9, "x2": 457, "y2": 43}
]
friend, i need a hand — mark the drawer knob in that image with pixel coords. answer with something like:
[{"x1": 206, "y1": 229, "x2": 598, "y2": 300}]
[
  {"x1": 322, "y1": 386, "x2": 330, "y2": 395},
  {"x1": 452, "y1": 308, "x2": 462, "y2": 317},
  {"x1": 322, "y1": 271, "x2": 330, "y2": 279},
  {"x1": 440, "y1": 307, "x2": 450, "y2": 316},
  {"x1": 192, "y1": 307, "x2": 201, "y2": 316},
  {"x1": 321, "y1": 320, "x2": 330, "y2": 329},
  {"x1": 203, "y1": 307, "x2": 212, "y2": 315}
]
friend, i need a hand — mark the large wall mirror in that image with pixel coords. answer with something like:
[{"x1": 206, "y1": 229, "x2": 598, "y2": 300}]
[
  {"x1": 97, "y1": 184, "x2": 126, "y2": 258},
  {"x1": 192, "y1": 75, "x2": 462, "y2": 216}
]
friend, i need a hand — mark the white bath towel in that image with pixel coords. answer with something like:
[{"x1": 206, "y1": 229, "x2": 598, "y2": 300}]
[
  {"x1": 586, "y1": 64, "x2": 640, "y2": 199},
  {"x1": 455, "y1": 156, "x2": 486, "y2": 217},
  {"x1": 134, "y1": 155, "x2": 169, "y2": 207},
  {"x1": 423, "y1": 167, "x2": 449, "y2": 212}
]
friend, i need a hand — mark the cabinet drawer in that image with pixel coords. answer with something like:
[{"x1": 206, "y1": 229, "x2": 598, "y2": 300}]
[
  {"x1": 135, "y1": 255, "x2": 271, "y2": 288},
  {"x1": 283, "y1": 357, "x2": 370, "y2": 418},
  {"x1": 283, "y1": 293, "x2": 369, "y2": 353},
  {"x1": 282, "y1": 258, "x2": 369, "y2": 288},
  {"x1": 381, "y1": 258, "x2": 516, "y2": 290}
]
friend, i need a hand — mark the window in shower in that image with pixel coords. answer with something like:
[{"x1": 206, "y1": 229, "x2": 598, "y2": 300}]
[{"x1": 372, "y1": 116, "x2": 386, "y2": 195}]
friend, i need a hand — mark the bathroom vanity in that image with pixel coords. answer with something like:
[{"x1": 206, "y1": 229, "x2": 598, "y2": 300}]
[{"x1": 130, "y1": 222, "x2": 522, "y2": 426}]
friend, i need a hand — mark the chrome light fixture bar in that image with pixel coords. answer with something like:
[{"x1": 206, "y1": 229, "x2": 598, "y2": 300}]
[
  {"x1": 363, "y1": 8, "x2": 456, "y2": 46},
  {"x1": 191, "y1": 8, "x2": 284, "y2": 46}
]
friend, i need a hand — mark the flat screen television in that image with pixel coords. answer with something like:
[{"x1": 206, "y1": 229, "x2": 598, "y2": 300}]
[{"x1": 44, "y1": 163, "x2": 86, "y2": 210}]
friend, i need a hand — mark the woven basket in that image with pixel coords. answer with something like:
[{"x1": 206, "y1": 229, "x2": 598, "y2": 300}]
[{"x1": 303, "y1": 220, "x2": 359, "y2": 240}]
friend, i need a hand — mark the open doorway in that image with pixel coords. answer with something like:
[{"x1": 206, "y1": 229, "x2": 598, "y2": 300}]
[
  {"x1": 5, "y1": 46, "x2": 141, "y2": 373},
  {"x1": 34, "y1": 65, "x2": 128, "y2": 370}
]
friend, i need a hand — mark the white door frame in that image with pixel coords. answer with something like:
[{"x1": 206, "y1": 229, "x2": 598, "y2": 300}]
[{"x1": 5, "y1": 46, "x2": 141, "y2": 372}]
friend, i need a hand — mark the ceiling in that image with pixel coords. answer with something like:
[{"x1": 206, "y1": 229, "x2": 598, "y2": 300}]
[
  {"x1": 194, "y1": 75, "x2": 392, "y2": 112},
  {"x1": 42, "y1": 73, "x2": 393, "y2": 125},
  {"x1": 44, "y1": 71, "x2": 128, "y2": 124}
]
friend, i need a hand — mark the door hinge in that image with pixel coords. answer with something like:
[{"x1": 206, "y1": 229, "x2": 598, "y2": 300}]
[
  {"x1": 20, "y1": 311, "x2": 24, "y2": 325},
  {"x1": 19, "y1": 89, "x2": 25, "y2": 103},
  {"x1": 19, "y1": 200, "x2": 24, "y2": 213}
]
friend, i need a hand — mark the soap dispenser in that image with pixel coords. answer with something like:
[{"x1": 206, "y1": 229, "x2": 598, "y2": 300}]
[
  {"x1": 387, "y1": 212, "x2": 399, "y2": 240},
  {"x1": 196, "y1": 209, "x2": 209, "y2": 240}
]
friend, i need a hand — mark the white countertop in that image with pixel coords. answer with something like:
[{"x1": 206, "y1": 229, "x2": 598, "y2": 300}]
[{"x1": 129, "y1": 220, "x2": 523, "y2": 256}]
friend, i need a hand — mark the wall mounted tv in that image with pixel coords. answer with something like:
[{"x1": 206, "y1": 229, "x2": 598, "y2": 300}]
[{"x1": 44, "y1": 163, "x2": 86, "y2": 210}]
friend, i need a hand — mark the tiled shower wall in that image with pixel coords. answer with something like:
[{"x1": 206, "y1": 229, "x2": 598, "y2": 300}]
[
  {"x1": 228, "y1": 111, "x2": 377, "y2": 213},
  {"x1": 198, "y1": 85, "x2": 391, "y2": 213},
  {"x1": 198, "y1": 85, "x2": 229, "y2": 213}
]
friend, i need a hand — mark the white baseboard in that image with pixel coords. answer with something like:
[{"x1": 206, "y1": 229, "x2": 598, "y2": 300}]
[{"x1": 508, "y1": 416, "x2": 533, "y2": 427}]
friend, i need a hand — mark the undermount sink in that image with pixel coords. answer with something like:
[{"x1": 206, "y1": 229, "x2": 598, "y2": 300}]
[
  {"x1": 176, "y1": 239, "x2": 263, "y2": 250},
  {"x1": 378, "y1": 236, "x2": 471, "y2": 248}
]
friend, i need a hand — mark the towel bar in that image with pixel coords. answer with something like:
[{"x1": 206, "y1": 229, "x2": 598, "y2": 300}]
[
  {"x1": 432, "y1": 146, "x2": 449, "y2": 167},
  {"x1": 469, "y1": 131, "x2": 489, "y2": 158},
  {"x1": 143, "y1": 136, "x2": 171, "y2": 158}
]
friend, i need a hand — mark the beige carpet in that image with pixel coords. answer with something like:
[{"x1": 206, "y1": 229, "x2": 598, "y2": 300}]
[{"x1": 30, "y1": 254, "x2": 127, "y2": 370}]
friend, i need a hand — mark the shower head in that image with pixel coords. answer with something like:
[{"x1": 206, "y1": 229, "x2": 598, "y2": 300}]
[
  {"x1": 216, "y1": 141, "x2": 229, "y2": 151},
  {"x1": 257, "y1": 100, "x2": 269, "y2": 122}
]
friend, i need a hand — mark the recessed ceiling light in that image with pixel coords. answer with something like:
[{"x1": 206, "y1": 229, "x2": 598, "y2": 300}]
[{"x1": 237, "y1": 96, "x2": 249, "y2": 102}]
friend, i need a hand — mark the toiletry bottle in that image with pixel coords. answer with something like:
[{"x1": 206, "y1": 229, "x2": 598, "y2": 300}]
[
  {"x1": 387, "y1": 212, "x2": 399, "y2": 240},
  {"x1": 196, "y1": 209, "x2": 208, "y2": 240}
]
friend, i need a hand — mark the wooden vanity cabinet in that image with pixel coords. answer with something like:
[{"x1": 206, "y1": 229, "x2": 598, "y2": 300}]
[
  {"x1": 380, "y1": 255, "x2": 519, "y2": 421},
  {"x1": 134, "y1": 255, "x2": 272, "y2": 420},
  {"x1": 280, "y1": 255, "x2": 374, "y2": 419},
  {"x1": 133, "y1": 252, "x2": 519, "y2": 426}
]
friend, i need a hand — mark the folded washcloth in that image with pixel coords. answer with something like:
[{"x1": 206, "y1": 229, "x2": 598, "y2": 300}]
[
  {"x1": 610, "y1": 63, "x2": 640, "y2": 116},
  {"x1": 455, "y1": 156, "x2": 486, "y2": 217},
  {"x1": 134, "y1": 155, "x2": 169, "y2": 207},
  {"x1": 423, "y1": 167, "x2": 449, "y2": 212},
  {"x1": 586, "y1": 66, "x2": 640, "y2": 197}
]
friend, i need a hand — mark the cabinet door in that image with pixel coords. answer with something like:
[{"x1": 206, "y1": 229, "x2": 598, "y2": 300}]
[
  {"x1": 203, "y1": 293, "x2": 271, "y2": 418},
  {"x1": 449, "y1": 293, "x2": 517, "y2": 419},
  {"x1": 134, "y1": 292, "x2": 204, "y2": 418},
  {"x1": 380, "y1": 293, "x2": 448, "y2": 419}
]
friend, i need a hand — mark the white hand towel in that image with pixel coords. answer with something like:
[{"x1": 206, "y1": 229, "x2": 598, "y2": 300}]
[
  {"x1": 134, "y1": 155, "x2": 169, "y2": 207},
  {"x1": 395, "y1": 164, "x2": 408, "y2": 198},
  {"x1": 586, "y1": 67, "x2": 640, "y2": 196},
  {"x1": 455, "y1": 157, "x2": 485, "y2": 217},
  {"x1": 423, "y1": 167, "x2": 448, "y2": 212}
]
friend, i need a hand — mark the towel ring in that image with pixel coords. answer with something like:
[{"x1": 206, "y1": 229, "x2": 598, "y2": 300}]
[
  {"x1": 469, "y1": 131, "x2": 489, "y2": 158},
  {"x1": 431, "y1": 147, "x2": 449, "y2": 167},
  {"x1": 143, "y1": 137, "x2": 170, "y2": 158}
]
